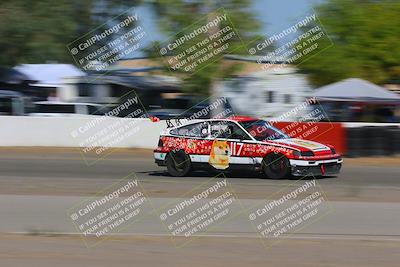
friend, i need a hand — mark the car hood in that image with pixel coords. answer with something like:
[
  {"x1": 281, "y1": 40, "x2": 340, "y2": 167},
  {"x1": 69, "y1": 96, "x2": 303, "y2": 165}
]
[{"x1": 271, "y1": 138, "x2": 330, "y2": 152}]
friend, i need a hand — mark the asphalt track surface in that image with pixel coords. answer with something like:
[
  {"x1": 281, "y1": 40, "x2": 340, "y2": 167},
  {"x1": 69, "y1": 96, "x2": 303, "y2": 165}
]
[{"x1": 1, "y1": 148, "x2": 400, "y2": 267}]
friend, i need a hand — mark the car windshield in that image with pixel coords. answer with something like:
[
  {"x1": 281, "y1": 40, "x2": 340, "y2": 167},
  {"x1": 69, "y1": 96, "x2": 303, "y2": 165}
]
[{"x1": 239, "y1": 120, "x2": 288, "y2": 141}]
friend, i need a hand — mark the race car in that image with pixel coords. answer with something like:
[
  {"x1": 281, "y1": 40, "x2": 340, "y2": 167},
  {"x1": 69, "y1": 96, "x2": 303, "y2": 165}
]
[{"x1": 154, "y1": 116, "x2": 342, "y2": 179}]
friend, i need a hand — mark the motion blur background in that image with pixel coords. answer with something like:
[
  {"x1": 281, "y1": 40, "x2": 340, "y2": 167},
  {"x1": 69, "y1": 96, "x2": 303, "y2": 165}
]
[
  {"x1": 1, "y1": 2, "x2": 400, "y2": 267},
  {"x1": 0, "y1": 0, "x2": 400, "y2": 156}
]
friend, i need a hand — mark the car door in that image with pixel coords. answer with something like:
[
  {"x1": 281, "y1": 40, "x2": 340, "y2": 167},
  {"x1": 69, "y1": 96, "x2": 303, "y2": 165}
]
[{"x1": 209, "y1": 121, "x2": 256, "y2": 166}]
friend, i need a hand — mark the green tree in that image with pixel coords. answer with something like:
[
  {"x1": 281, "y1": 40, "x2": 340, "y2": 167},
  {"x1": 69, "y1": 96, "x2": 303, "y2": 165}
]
[
  {"x1": 0, "y1": 0, "x2": 78, "y2": 66},
  {"x1": 296, "y1": 0, "x2": 400, "y2": 87},
  {"x1": 0, "y1": 0, "x2": 142, "y2": 66},
  {"x1": 148, "y1": 0, "x2": 260, "y2": 96}
]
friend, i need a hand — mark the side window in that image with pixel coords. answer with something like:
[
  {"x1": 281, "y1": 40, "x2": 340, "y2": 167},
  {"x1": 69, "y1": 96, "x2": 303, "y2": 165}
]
[
  {"x1": 210, "y1": 121, "x2": 251, "y2": 140},
  {"x1": 170, "y1": 122, "x2": 209, "y2": 138}
]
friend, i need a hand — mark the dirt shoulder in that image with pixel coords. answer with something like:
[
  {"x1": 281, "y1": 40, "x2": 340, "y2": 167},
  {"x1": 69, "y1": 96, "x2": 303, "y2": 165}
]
[{"x1": 1, "y1": 233, "x2": 399, "y2": 267}]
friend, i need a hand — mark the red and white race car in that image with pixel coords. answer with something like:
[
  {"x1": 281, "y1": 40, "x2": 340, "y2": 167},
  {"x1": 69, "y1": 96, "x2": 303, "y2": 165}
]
[{"x1": 154, "y1": 116, "x2": 342, "y2": 179}]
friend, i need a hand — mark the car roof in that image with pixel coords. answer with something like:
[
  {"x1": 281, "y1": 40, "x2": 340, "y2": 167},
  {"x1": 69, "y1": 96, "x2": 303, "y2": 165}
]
[
  {"x1": 227, "y1": 116, "x2": 258, "y2": 122},
  {"x1": 169, "y1": 116, "x2": 260, "y2": 129}
]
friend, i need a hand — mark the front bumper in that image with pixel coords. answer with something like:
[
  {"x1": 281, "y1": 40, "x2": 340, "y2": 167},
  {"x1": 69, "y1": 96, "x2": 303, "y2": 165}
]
[{"x1": 290, "y1": 158, "x2": 343, "y2": 176}]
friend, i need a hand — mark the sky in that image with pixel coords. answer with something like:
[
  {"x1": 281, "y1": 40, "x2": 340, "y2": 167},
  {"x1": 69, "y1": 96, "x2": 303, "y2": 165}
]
[
  {"x1": 131, "y1": 0, "x2": 326, "y2": 57},
  {"x1": 251, "y1": 0, "x2": 324, "y2": 35}
]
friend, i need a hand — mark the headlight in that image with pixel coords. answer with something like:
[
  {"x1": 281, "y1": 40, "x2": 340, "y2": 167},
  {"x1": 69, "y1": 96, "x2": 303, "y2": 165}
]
[
  {"x1": 300, "y1": 151, "x2": 314, "y2": 157},
  {"x1": 293, "y1": 151, "x2": 314, "y2": 157},
  {"x1": 293, "y1": 151, "x2": 301, "y2": 157}
]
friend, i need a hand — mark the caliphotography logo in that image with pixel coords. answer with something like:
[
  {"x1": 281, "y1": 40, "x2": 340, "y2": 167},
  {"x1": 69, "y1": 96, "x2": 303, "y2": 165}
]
[
  {"x1": 248, "y1": 11, "x2": 333, "y2": 72},
  {"x1": 157, "y1": 7, "x2": 244, "y2": 75},
  {"x1": 67, "y1": 7, "x2": 149, "y2": 82},
  {"x1": 1, "y1": 0, "x2": 399, "y2": 267},
  {"x1": 67, "y1": 173, "x2": 153, "y2": 247},
  {"x1": 246, "y1": 175, "x2": 333, "y2": 249},
  {"x1": 154, "y1": 173, "x2": 245, "y2": 248},
  {"x1": 69, "y1": 90, "x2": 149, "y2": 165}
]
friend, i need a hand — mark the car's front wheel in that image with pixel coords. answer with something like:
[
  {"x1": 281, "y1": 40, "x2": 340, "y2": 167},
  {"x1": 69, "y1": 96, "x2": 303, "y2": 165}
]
[
  {"x1": 262, "y1": 153, "x2": 291, "y2": 179},
  {"x1": 166, "y1": 150, "x2": 192, "y2": 177}
]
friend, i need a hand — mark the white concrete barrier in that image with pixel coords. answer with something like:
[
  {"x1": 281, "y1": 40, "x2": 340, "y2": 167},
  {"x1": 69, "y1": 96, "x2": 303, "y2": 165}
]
[
  {"x1": 0, "y1": 116, "x2": 170, "y2": 149},
  {"x1": 343, "y1": 122, "x2": 400, "y2": 128},
  {"x1": 2, "y1": 116, "x2": 399, "y2": 150}
]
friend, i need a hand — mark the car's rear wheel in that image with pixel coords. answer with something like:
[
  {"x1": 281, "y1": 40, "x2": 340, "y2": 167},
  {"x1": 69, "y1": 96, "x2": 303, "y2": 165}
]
[
  {"x1": 262, "y1": 153, "x2": 291, "y2": 179},
  {"x1": 166, "y1": 150, "x2": 192, "y2": 177}
]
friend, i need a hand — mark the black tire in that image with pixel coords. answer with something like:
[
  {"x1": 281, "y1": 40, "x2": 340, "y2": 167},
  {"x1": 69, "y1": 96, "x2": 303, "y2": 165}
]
[
  {"x1": 166, "y1": 151, "x2": 192, "y2": 177},
  {"x1": 262, "y1": 153, "x2": 291, "y2": 179}
]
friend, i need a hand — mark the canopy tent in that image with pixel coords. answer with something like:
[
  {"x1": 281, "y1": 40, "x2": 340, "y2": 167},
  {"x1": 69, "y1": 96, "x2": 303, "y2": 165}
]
[{"x1": 313, "y1": 78, "x2": 400, "y2": 103}]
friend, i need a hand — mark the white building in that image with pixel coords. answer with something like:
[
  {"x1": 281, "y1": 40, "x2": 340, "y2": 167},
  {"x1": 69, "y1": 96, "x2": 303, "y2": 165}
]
[
  {"x1": 13, "y1": 63, "x2": 86, "y2": 101},
  {"x1": 216, "y1": 58, "x2": 312, "y2": 119}
]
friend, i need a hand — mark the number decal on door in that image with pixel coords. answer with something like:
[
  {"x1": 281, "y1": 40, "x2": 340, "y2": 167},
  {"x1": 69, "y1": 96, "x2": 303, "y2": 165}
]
[{"x1": 230, "y1": 142, "x2": 244, "y2": 156}]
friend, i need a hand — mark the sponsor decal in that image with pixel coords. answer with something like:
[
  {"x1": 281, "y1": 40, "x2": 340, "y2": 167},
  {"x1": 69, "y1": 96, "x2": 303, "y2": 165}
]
[
  {"x1": 209, "y1": 140, "x2": 230, "y2": 169},
  {"x1": 291, "y1": 139, "x2": 320, "y2": 149},
  {"x1": 279, "y1": 139, "x2": 324, "y2": 150}
]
